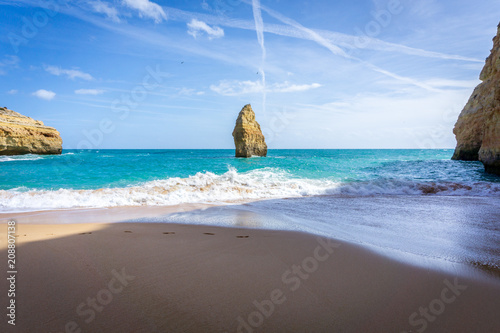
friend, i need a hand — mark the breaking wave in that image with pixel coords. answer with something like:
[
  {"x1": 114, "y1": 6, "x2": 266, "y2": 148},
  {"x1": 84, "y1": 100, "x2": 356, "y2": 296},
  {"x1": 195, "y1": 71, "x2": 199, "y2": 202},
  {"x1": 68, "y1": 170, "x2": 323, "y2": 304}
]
[
  {"x1": 0, "y1": 167, "x2": 499, "y2": 211},
  {"x1": 0, "y1": 152, "x2": 75, "y2": 163},
  {"x1": 0, "y1": 154, "x2": 43, "y2": 162}
]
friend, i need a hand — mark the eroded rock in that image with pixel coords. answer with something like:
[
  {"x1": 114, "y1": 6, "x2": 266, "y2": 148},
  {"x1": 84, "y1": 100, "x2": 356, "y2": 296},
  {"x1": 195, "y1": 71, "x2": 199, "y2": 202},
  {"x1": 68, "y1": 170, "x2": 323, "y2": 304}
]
[
  {"x1": 232, "y1": 104, "x2": 267, "y2": 158},
  {"x1": 0, "y1": 107, "x2": 62, "y2": 155},
  {"x1": 452, "y1": 23, "x2": 500, "y2": 175}
]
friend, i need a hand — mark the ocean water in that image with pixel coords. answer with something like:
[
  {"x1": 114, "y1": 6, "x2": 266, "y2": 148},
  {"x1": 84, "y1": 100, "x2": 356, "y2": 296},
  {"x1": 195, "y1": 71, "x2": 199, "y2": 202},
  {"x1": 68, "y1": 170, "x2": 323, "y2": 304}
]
[
  {"x1": 0, "y1": 149, "x2": 499, "y2": 211},
  {"x1": 143, "y1": 195, "x2": 500, "y2": 272},
  {"x1": 1, "y1": 149, "x2": 499, "y2": 271}
]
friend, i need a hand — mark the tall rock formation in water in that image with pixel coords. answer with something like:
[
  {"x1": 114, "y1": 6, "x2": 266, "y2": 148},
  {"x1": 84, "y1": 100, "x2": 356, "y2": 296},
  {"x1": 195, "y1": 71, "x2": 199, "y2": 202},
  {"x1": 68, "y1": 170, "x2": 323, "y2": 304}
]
[
  {"x1": 232, "y1": 104, "x2": 267, "y2": 157},
  {"x1": 452, "y1": 23, "x2": 500, "y2": 175},
  {"x1": 0, "y1": 107, "x2": 62, "y2": 155}
]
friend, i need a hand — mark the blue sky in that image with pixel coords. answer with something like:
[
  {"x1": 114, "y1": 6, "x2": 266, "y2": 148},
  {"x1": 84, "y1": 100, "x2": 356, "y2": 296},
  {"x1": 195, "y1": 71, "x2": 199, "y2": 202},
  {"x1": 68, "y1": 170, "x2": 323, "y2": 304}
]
[{"x1": 0, "y1": 0, "x2": 499, "y2": 149}]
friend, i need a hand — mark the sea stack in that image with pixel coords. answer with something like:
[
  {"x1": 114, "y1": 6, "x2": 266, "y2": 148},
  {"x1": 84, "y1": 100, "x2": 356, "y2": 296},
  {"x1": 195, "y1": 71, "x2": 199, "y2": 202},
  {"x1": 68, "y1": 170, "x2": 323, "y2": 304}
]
[
  {"x1": 232, "y1": 104, "x2": 267, "y2": 157},
  {"x1": 0, "y1": 106, "x2": 62, "y2": 155},
  {"x1": 452, "y1": 23, "x2": 500, "y2": 175}
]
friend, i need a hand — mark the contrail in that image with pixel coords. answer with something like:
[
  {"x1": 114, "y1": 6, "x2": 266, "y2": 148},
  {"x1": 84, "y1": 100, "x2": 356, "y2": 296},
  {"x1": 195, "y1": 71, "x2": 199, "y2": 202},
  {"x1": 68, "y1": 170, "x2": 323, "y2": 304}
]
[
  {"x1": 250, "y1": 1, "x2": 441, "y2": 92},
  {"x1": 363, "y1": 62, "x2": 439, "y2": 92},
  {"x1": 243, "y1": 0, "x2": 350, "y2": 59},
  {"x1": 8, "y1": 0, "x2": 483, "y2": 63},
  {"x1": 252, "y1": 0, "x2": 267, "y2": 115},
  {"x1": 167, "y1": 3, "x2": 482, "y2": 63},
  {"x1": 252, "y1": 0, "x2": 266, "y2": 58},
  {"x1": 9, "y1": 0, "x2": 481, "y2": 92}
]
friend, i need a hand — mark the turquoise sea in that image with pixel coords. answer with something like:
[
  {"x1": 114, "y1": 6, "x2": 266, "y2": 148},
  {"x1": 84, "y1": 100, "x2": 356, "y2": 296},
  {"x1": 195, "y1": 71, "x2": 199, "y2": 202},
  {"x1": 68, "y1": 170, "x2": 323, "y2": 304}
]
[
  {"x1": 0, "y1": 149, "x2": 499, "y2": 211},
  {"x1": 1, "y1": 149, "x2": 500, "y2": 270}
]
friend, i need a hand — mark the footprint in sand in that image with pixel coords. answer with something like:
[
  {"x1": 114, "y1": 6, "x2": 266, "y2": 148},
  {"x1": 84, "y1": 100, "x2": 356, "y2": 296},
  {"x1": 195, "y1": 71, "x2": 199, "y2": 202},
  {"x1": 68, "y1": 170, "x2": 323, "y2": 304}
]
[
  {"x1": 203, "y1": 232, "x2": 215, "y2": 236},
  {"x1": 124, "y1": 231, "x2": 133, "y2": 233},
  {"x1": 236, "y1": 236, "x2": 249, "y2": 238},
  {"x1": 163, "y1": 232, "x2": 175, "y2": 235}
]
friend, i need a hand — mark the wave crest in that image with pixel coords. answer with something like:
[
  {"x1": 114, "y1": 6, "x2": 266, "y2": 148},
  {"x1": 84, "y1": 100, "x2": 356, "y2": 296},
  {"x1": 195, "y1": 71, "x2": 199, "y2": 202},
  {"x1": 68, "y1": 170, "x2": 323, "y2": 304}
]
[
  {"x1": 0, "y1": 168, "x2": 335, "y2": 211},
  {"x1": 0, "y1": 154, "x2": 43, "y2": 162},
  {"x1": 1, "y1": 168, "x2": 498, "y2": 211}
]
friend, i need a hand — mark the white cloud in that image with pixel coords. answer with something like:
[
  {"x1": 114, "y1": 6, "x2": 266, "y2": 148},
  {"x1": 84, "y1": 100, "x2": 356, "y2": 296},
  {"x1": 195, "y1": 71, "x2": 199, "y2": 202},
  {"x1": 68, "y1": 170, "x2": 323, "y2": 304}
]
[
  {"x1": 201, "y1": 1, "x2": 210, "y2": 11},
  {"x1": 289, "y1": 88, "x2": 471, "y2": 148},
  {"x1": 210, "y1": 80, "x2": 321, "y2": 96},
  {"x1": 0, "y1": 55, "x2": 20, "y2": 66},
  {"x1": 0, "y1": 55, "x2": 20, "y2": 75},
  {"x1": 32, "y1": 89, "x2": 56, "y2": 101},
  {"x1": 122, "y1": 0, "x2": 167, "y2": 23},
  {"x1": 75, "y1": 89, "x2": 105, "y2": 95},
  {"x1": 45, "y1": 65, "x2": 94, "y2": 80},
  {"x1": 7, "y1": 89, "x2": 18, "y2": 95},
  {"x1": 457, "y1": 63, "x2": 484, "y2": 71},
  {"x1": 187, "y1": 19, "x2": 224, "y2": 39},
  {"x1": 424, "y1": 79, "x2": 479, "y2": 89},
  {"x1": 90, "y1": 1, "x2": 120, "y2": 22},
  {"x1": 178, "y1": 88, "x2": 205, "y2": 96},
  {"x1": 273, "y1": 82, "x2": 322, "y2": 93},
  {"x1": 162, "y1": 5, "x2": 483, "y2": 62},
  {"x1": 409, "y1": 0, "x2": 441, "y2": 19},
  {"x1": 210, "y1": 80, "x2": 263, "y2": 95}
]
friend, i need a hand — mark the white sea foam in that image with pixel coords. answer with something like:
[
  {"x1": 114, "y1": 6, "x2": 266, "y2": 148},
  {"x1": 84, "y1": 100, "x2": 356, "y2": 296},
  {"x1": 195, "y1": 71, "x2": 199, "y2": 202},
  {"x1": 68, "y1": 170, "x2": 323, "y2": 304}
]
[
  {"x1": 336, "y1": 179, "x2": 500, "y2": 196},
  {"x1": 0, "y1": 151, "x2": 74, "y2": 162},
  {"x1": 0, "y1": 154, "x2": 43, "y2": 162},
  {"x1": 0, "y1": 168, "x2": 499, "y2": 211}
]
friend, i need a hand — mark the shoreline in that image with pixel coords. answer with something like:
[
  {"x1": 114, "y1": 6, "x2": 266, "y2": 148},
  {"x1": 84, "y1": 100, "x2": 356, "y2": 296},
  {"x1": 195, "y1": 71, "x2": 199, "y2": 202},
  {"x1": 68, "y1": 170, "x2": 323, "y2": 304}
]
[
  {"x1": 1, "y1": 192, "x2": 499, "y2": 223},
  {"x1": 1, "y1": 222, "x2": 500, "y2": 332},
  {"x1": 0, "y1": 203, "x2": 219, "y2": 225},
  {"x1": 2, "y1": 195, "x2": 500, "y2": 274}
]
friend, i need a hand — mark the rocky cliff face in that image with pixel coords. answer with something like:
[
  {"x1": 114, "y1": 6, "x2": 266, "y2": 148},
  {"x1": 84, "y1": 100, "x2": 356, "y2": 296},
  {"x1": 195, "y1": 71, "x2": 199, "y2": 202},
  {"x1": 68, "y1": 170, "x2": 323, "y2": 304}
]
[
  {"x1": 0, "y1": 107, "x2": 62, "y2": 155},
  {"x1": 452, "y1": 23, "x2": 500, "y2": 175},
  {"x1": 232, "y1": 104, "x2": 267, "y2": 157}
]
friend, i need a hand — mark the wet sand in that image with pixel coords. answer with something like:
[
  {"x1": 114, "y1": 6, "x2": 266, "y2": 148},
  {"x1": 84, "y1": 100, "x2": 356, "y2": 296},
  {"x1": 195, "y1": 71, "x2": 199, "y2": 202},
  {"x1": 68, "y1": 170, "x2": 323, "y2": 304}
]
[
  {"x1": 1, "y1": 220, "x2": 500, "y2": 332},
  {"x1": 0, "y1": 203, "x2": 216, "y2": 225}
]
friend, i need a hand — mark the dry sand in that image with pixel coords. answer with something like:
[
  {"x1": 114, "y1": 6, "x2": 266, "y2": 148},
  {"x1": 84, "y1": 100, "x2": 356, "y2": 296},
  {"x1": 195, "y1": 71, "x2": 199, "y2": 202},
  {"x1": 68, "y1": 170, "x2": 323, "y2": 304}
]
[{"x1": 1, "y1": 221, "x2": 499, "y2": 333}]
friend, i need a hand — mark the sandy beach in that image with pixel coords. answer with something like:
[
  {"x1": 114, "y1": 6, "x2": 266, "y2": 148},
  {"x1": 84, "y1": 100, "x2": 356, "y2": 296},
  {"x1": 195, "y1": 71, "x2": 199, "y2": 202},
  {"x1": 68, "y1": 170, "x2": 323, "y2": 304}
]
[
  {"x1": 2, "y1": 0, "x2": 500, "y2": 331},
  {"x1": 1, "y1": 217, "x2": 500, "y2": 332}
]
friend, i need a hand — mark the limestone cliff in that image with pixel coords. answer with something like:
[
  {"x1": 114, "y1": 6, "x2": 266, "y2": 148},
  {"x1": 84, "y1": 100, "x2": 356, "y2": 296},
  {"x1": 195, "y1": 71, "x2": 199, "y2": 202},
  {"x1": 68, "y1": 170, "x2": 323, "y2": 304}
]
[
  {"x1": 452, "y1": 23, "x2": 500, "y2": 175},
  {"x1": 0, "y1": 107, "x2": 62, "y2": 155},
  {"x1": 232, "y1": 104, "x2": 267, "y2": 157}
]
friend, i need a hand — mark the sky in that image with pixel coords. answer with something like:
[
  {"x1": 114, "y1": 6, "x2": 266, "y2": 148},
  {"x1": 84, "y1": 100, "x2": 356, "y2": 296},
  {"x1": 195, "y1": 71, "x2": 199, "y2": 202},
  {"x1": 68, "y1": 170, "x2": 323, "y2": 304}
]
[{"x1": 0, "y1": 0, "x2": 499, "y2": 149}]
